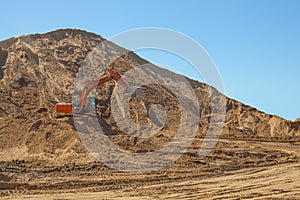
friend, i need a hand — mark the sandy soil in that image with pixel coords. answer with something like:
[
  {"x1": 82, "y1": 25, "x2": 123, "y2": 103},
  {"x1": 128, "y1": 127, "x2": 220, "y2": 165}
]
[{"x1": 0, "y1": 139, "x2": 299, "y2": 199}]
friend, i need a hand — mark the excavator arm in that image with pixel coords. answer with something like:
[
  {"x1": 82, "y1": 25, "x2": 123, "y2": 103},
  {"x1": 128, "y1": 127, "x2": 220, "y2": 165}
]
[{"x1": 55, "y1": 68, "x2": 125, "y2": 116}]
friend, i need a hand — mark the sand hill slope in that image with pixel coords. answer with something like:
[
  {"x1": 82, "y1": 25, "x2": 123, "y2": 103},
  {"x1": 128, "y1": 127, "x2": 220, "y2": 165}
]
[{"x1": 0, "y1": 29, "x2": 299, "y2": 167}]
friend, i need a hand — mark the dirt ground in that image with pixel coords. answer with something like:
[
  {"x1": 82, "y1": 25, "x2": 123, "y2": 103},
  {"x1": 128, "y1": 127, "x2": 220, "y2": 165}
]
[{"x1": 0, "y1": 138, "x2": 299, "y2": 199}]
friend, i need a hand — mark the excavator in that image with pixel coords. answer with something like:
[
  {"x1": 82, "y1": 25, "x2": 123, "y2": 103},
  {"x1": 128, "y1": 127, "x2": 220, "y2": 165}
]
[{"x1": 55, "y1": 67, "x2": 126, "y2": 116}]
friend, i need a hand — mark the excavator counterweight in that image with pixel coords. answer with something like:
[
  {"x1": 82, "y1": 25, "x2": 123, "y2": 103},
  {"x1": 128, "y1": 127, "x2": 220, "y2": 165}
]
[{"x1": 55, "y1": 102, "x2": 74, "y2": 114}]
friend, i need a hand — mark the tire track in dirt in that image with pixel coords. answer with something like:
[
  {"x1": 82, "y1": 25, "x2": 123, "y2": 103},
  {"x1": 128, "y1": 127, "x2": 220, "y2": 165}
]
[{"x1": 0, "y1": 139, "x2": 299, "y2": 199}]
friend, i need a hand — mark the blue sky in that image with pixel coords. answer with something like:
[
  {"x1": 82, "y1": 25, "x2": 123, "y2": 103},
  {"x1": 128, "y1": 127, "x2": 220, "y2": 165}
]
[{"x1": 1, "y1": 0, "x2": 300, "y2": 120}]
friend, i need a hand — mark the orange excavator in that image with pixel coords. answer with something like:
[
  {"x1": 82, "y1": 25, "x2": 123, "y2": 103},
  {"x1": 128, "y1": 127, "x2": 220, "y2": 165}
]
[{"x1": 55, "y1": 68, "x2": 126, "y2": 116}]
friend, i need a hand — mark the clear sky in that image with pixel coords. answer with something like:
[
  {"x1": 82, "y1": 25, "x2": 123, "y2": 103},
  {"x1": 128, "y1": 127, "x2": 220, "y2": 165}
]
[{"x1": 1, "y1": 0, "x2": 300, "y2": 120}]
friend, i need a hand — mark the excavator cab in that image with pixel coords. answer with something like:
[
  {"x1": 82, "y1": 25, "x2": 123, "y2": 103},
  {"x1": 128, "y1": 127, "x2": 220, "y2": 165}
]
[{"x1": 86, "y1": 96, "x2": 96, "y2": 114}]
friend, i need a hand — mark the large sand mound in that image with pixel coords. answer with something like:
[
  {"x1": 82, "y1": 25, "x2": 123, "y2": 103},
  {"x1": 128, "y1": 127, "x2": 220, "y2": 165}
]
[{"x1": 0, "y1": 29, "x2": 299, "y2": 167}]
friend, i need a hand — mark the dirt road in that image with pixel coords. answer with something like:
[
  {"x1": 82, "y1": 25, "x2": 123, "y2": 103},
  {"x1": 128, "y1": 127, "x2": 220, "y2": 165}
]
[{"x1": 0, "y1": 139, "x2": 299, "y2": 199}]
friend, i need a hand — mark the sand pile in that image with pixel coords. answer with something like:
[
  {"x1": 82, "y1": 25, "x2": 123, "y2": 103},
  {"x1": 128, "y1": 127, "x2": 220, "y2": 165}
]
[{"x1": 0, "y1": 29, "x2": 299, "y2": 167}]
